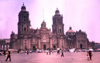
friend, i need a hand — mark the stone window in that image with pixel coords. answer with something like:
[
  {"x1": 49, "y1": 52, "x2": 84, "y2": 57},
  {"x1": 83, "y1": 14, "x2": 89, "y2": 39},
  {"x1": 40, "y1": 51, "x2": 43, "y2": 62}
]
[
  {"x1": 33, "y1": 39, "x2": 35, "y2": 42},
  {"x1": 18, "y1": 27, "x2": 20, "y2": 32},
  {"x1": 8, "y1": 45, "x2": 9, "y2": 48},
  {"x1": 27, "y1": 25, "x2": 28, "y2": 31},
  {"x1": 24, "y1": 27, "x2": 26, "y2": 31},
  {"x1": 83, "y1": 40, "x2": 85, "y2": 42},
  {"x1": 69, "y1": 33, "x2": 71, "y2": 34},
  {"x1": 24, "y1": 16, "x2": 25, "y2": 21},
  {"x1": 62, "y1": 27, "x2": 63, "y2": 32},
  {"x1": 53, "y1": 20, "x2": 56, "y2": 24},
  {"x1": 53, "y1": 29, "x2": 56, "y2": 33},
  {"x1": 2, "y1": 45, "x2": 3, "y2": 48},
  {"x1": 69, "y1": 46, "x2": 70, "y2": 48},
  {"x1": 57, "y1": 27, "x2": 59, "y2": 32},
  {"x1": 22, "y1": 25, "x2": 23, "y2": 31},
  {"x1": 60, "y1": 29, "x2": 61, "y2": 33}
]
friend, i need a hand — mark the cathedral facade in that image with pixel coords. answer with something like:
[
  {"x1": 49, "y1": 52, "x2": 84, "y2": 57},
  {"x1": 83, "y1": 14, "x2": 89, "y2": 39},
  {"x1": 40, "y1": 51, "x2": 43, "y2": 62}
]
[{"x1": 10, "y1": 4, "x2": 89, "y2": 50}]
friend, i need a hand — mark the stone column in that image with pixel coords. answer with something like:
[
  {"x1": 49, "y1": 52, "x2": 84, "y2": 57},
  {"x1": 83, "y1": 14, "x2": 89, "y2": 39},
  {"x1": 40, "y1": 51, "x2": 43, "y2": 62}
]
[
  {"x1": 76, "y1": 40, "x2": 78, "y2": 49},
  {"x1": 57, "y1": 37, "x2": 59, "y2": 48},
  {"x1": 50, "y1": 38, "x2": 52, "y2": 49},
  {"x1": 86, "y1": 39, "x2": 87, "y2": 49},
  {"x1": 28, "y1": 39, "x2": 31, "y2": 50},
  {"x1": 20, "y1": 39, "x2": 22, "y2": 50},
  {"x1": 38, "y1": 39, "x2": 41, "y2": 49}
]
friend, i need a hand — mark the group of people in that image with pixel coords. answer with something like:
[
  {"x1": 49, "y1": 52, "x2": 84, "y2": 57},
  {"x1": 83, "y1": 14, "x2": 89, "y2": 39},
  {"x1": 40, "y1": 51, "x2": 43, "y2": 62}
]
[
  {"x1": 46, "y1": 49, "x2": 64, "y2": 57},
  {"x1": 0, "y1": 50, "x2": 11, "y2": 62},
  {"x1": 46, "y1": 50, "x2": 52, "y2": 55},
  {"x1": 1, "y1": 49, "x2": 93, "y2": 62},
  {"x1": 0, "y1": 50, "x2": 11, "y2": 61},
  {"x1": 57, "y1": 49, "x2": 93, "y2": 59}
]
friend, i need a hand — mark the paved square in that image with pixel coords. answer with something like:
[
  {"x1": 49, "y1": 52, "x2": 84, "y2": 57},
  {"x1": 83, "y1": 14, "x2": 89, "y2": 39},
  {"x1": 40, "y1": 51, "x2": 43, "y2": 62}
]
[{"x1": 0, "y1": 52, "x2": 100, "y2": 63}]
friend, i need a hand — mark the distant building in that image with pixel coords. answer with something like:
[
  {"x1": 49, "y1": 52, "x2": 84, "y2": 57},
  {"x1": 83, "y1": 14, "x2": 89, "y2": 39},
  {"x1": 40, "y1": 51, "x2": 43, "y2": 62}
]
[
  {"x1": 66, "y1": 27, "x2": 89, "y2": 49},
  {"x1": 89, "y1": 42, "x2": 100, "y2": 49},
  {"x1": 9, "y1": 4, "x2": 89, "y2": 50},
  {"x1": 94, "y1": 43, "x2": 100, "y2": 49},
  {"x1": 89, "y1": 41, "x2": 95, "y2": 49},
  {"x1": 0, "y1": 39, "x2": 10, "y2": 50}
]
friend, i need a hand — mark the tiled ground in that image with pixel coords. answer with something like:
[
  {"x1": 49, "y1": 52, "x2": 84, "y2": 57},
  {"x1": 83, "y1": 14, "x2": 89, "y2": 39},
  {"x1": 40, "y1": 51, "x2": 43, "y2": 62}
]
[{"x1": 0, "y1": 52, "x2": 100, "y2": 63}]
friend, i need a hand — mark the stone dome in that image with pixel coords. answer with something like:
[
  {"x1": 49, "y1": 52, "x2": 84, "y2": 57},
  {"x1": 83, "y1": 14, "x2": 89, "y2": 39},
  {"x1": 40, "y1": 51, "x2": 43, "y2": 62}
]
[
  {"x1": 21, "y1": 3, "x2": 26, "y2": 11},
  {"x1": 55, "y1": 8, "x2": 60, "y2": 14},
  {"x1": 67, "y1": 27, "x2": 75, "y2": 33}
]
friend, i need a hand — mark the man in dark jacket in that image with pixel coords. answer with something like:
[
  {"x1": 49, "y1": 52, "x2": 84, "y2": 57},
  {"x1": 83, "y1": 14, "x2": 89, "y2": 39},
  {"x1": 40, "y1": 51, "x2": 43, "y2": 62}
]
[{"x1": 5, "y1": 50, "x2": 11, "y2": 61}]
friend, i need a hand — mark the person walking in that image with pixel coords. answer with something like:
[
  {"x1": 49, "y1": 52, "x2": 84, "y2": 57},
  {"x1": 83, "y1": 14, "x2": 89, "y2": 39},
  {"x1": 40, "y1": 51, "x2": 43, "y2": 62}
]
[
  {"x1": 61, "y1": 50, "x2": 64, "y2": 57},
  {"x1": 88, "y1": 50, "x2": 92, "y2": 60},
  {"x1": 5, "y1": 50, "x2": 11, "y2": 61}
]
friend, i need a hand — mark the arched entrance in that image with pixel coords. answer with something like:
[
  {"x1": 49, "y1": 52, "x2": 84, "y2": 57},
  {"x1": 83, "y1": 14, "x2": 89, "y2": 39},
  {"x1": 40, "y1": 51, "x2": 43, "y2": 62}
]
[
  {"x1": 43, "y1": 44, "x2": 46, "y2": 50},
  {"x1": 53, "y1": 45, "x2": 56, "y2": 50},
  {"x1": 80, "y1": 44, "x2": 82, "y2": 49},
  {"x1": 33, "y1": 46, "x2": 36, "y2": 51}
]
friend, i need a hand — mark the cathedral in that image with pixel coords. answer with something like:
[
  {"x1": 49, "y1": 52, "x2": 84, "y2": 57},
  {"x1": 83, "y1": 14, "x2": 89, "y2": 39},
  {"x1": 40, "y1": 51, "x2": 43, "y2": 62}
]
[{"x1": 10, "y1": 4, "x2": 89, "y2": 50}]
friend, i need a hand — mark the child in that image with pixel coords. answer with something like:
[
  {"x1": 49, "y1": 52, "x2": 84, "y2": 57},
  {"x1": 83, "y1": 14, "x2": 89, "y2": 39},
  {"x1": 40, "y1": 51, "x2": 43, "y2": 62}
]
[{"x1": 87, "y1": 52, "x2": 89, "y2": 60}]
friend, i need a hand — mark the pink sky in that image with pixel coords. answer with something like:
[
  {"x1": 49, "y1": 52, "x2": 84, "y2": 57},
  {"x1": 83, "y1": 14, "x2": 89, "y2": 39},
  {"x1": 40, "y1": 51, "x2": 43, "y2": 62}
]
[{"x1": 0, "y1": 0, "x2": 100, "y2": 42}]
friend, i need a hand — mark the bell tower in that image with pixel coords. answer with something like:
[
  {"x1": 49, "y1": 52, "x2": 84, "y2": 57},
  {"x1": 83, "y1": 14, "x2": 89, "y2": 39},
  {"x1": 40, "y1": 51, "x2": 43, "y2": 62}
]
[
  {"x1": 18, "y1": 3, "x2": 30, "y2": 38},
  {"x1": 52, "y1": 8, "x2": 64, "y2": 36}
]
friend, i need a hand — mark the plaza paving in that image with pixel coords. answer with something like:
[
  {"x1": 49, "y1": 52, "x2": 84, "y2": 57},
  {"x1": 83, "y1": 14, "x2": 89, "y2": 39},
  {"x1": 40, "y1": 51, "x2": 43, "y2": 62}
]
[{"x1": 0, "y1": 52, "x2": 100, "y2": 63}]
